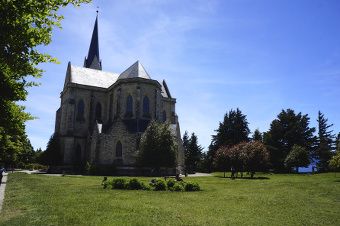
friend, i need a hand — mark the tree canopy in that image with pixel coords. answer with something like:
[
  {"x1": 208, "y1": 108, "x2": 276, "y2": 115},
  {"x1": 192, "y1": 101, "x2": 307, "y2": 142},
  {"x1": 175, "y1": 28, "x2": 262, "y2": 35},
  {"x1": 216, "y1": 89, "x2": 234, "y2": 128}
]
[
  {"x1": 263, "y1": 109, "x2": 316, "y2": 172},
  {"x1": 284, "y1": 145, "x2": 310, "y2": 172},
  {"x1": 0, "y1": 0, "x2": 89, "y2": 167},
  {"x1": 138, "y1": 121, "x2": 177, "y2": 171},
  {"x1": 315, "y1": 111, "x2": 335, "y2": 172},
  {"x1": 183, "y1": 132, "x2": 203, "y2": 173},
  {"x1": 207, "y1": 108, "x2": 250, "y2": 171}
]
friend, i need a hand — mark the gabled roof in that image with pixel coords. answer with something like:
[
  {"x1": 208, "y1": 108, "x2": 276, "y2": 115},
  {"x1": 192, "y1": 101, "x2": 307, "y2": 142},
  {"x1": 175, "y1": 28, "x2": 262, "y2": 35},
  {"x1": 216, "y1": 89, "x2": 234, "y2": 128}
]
[
  {"x1": 84, "y1": 15, "x2": 102, "y2": 70},
  {"x1": 68, "y1": 64, "x2": 118, "y2": 88},
  {"x1": 118, "y1": 61, "x2": 151, "y2": 80}
]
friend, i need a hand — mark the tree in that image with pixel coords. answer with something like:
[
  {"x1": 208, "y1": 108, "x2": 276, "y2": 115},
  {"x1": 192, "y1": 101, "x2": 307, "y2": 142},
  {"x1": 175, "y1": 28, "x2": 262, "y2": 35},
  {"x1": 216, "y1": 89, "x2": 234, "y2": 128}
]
[
  {"x1": 0, "y1": 0, "x2": 89, "y2": 167},
  {"x1": 315, "y1": 111, "x2": 335, "y2": 172},
  {"x1": 329, "y1": 151, "x2": 340, "y2": 172},
  {"x1": 39, "y1": 133, "x2": 62, "y2": 166},
  {"x1": 263, "y1": 109, "x2": 316, "y2": 172},
  {"x1": 208, "y1": 108, "x2": 250, "y2": 171},
  {"x1": 336, "y1": 133, "x2": 340, "y2": 153},
  {"x1": 252, "y1": 129, "x2": 263, "y2": 142},
  {"x1": 138, "y1": 121, "x2": 177, "y2": 174},
  {"x1": 213, "y1": 141, "x2": 269, "y2": 178},
  {"x1": 284, "y1": 145, "x2": 310, "y2": 172},
  {"x1": 184, "y1": 133, "x2": 203, "y2": 173}
]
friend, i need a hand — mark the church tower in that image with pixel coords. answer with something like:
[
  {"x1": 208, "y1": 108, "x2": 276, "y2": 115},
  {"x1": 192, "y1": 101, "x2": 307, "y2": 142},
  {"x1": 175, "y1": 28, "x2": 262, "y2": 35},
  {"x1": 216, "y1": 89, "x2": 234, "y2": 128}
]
[{"x1": 83, "y1": 15, "x2": 102, "y2": 70}]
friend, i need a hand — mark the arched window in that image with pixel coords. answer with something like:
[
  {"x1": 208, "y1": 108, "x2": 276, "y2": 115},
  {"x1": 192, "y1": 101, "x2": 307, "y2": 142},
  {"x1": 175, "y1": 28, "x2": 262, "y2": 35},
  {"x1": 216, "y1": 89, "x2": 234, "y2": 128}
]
[
  {"x1": 116, "y1": 141, "x2": 122, "y2": 158},
  {"x1": 143, "y1": 96, "x2": 150, "y2": 116},
  {"x1": 162, "y1": 110, "x2": 167, "y2": 122},
  {"x1": 125, "y1": 95, "x2": 133, "y2": 117},
  {"x1": 76, "y1": 100, "x2": 85, "y2": 121},
  {"x1": 95, "y1": 102, "x2": 102, "y2": 122}
]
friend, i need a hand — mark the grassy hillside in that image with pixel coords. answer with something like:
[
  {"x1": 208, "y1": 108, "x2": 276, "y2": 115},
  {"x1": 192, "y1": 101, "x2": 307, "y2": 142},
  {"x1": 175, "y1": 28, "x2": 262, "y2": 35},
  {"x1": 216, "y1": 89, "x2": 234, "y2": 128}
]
[{"x1": 1, "y1": 173, "x2": 339, "y2": 225}]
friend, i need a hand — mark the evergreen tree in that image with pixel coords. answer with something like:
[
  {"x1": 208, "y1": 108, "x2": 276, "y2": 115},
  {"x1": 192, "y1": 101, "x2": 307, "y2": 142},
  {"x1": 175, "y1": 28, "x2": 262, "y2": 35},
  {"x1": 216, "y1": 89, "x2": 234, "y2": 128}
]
[
  {"x1": 264, "y1": 109, "x2": 316, "y2": 172},
  {"x1": 39, "y1": 133, "x2": 62, "y2": 166},
  {"x1": 252, "y1": 129, "x2": 263, "y2": 142},
  {"x1": 138, "y1": 121, "x2": 177, "y2": 173},
  {"x1": 207, "y1": 108, "x2": 250, "y2": 171},
  {"x1": 182, "y1": 131, "x2": 189, "y2": 155},
  {"x1": 315, "y1": 111, "x2": 335, "y2": 172},
  {"x1": 185, "y1": 133, "x2": 203, "y2": 173},
  {"x1": 335, "y1": 133, "x2": 340, "y2": 153}
]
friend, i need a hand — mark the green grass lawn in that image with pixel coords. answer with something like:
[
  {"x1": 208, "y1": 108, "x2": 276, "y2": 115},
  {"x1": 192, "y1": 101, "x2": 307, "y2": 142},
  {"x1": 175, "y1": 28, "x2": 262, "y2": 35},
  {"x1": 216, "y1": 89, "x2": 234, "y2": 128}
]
[{"x1": 1, "y1": 173, "x2": 339, "y2": 226}]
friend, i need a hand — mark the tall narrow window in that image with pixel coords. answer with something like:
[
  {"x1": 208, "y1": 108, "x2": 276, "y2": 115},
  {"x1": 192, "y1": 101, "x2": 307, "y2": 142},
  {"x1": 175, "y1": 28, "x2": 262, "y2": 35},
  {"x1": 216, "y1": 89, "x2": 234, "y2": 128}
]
[
  {"x1": 76, "y1": 100, "x2": 85, "y2": 121},
  {"x1": 95, "y1": 102, "x2": 102, "y2": 122},
  {"x1": 109, "y1": 93, "x2": 113, "y2": 121},
  {"x1": 143, "y1": 96, "x2": 150, "y2": 117},
  {"x1": 162, "y1": 110, "x2": 167, "y2": 122},
  {"x1": 126, "y1": 95, "x2": 133, "y2": 117},
  {"x1": 116, "y1": 141, "x2": 122, "y2": 158}
]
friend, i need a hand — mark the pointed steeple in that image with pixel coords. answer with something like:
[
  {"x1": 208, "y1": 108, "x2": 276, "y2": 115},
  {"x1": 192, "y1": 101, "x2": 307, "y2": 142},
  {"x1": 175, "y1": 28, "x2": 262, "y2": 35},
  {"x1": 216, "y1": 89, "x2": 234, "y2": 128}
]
[{"x1": 84, "y1": 15, "x2": 102, "y2": 70}]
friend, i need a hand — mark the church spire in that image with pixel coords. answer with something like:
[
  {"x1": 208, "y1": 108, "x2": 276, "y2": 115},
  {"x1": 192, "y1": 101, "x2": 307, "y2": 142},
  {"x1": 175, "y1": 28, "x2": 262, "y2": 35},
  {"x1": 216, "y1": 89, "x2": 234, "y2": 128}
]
[{"x1": 84, "y1": 14, "x2": 102, "y2": 70}]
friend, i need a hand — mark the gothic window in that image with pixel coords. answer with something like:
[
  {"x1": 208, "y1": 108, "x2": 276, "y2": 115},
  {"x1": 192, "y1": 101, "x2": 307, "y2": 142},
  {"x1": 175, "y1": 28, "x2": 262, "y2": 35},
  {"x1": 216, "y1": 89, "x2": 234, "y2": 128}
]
[
  {"x1": 116, "y1": 141, "x2": 122, "y2": 158},
  {"x1": 125, "y1": 95, "x2": 133, "y2": 117},
  {"x1": 143, "y1": 96, "x2": 150, "y2": 117},
  {"x1": 109, "y1": 93, "x2": 113, "y2": 121},
  {"x1": 162, "y1": 110, "x2": 167, "y2": 122},
  {"x1": 95, "y1": 102, "x2": 102, "y2": 122},
  {"x1": 76, "y1": 100, "x2": 85, "y2": 121}
]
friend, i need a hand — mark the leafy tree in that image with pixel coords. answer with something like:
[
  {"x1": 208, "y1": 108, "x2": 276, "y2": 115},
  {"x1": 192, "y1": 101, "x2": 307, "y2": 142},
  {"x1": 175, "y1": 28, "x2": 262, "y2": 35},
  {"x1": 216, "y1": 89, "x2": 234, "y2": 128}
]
[
  {"x1": 39, "y1": 133, "x2": 62, "y2": 166},
  {"x1": 284, "y1": 145, "x2": 310, "y2": 172},
  {"x1": 252, "y1": 129, "x2": 263, "y2": 142},
  {"x1": 138, "y1": 121, "x2": 177, "y2": 173},
  {"x1": 184, "y1": 133, "x2": 203, "y2": 173},
  {"x1": 329, "y1": 151, "x2": 340, "y2": 172},
  {"x1": 16, "y1": 136, "x2": 35, "y2": 167},
  {"x1": 263, "y1": 109, "x2": 316, "y2": 172},
  {"x1": 315, "y1": 111, "x2": 335, "y2": 172},
  {"x1": 208, "y1": 108, "x2": 250, "y2": 171},
  {"x1": 213, "y1": 141, "x2": 269, "y2": 178},
  {"x1": 0, "y1": 0, "x2": 89, "y2": 167}
]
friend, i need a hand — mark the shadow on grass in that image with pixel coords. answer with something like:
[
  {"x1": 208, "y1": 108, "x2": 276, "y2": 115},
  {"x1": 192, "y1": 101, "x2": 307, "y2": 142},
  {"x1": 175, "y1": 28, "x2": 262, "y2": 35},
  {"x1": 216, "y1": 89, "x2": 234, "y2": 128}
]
[
  {"x1": 214, "y1": 176, "x2": 270, "y2": 180},
  {"x1": 334, "y1": 179, "x2": 340, "y2": 183}
]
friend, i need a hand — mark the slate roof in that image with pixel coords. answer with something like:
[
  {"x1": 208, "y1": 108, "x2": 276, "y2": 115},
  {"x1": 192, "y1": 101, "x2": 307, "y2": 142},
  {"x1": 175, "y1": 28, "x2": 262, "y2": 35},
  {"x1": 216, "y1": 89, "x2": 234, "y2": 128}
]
[
  {"x1": 69, "y1": 65, "x2": 118, "y2": 88},
  {"x1": 118, "y1": 61, "x2": 151, "y2": 80}
]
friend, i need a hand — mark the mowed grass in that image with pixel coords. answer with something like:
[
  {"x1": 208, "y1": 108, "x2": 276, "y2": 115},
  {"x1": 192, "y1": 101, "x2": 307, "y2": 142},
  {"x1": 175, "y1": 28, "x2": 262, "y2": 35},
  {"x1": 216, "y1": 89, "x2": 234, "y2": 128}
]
[{"x1": 1, "y1": 173, "x2": 339, "y2": 226}]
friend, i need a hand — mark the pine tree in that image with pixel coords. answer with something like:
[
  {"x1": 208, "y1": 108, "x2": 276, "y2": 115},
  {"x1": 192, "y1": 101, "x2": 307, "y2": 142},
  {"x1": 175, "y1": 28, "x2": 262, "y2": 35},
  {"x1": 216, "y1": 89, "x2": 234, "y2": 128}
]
[
  {"x1": 336, "y1": 133, "x2": 340, "y2": 153},
  {"x1": 185, "y1": 133, "x2": 203, "y2": 173},
  {"x1": 207, "y1": 108, "x2": 250, "y2": 171},
  {"x1": 252, "y1": 129, "x2": 263, "y2": 142},
  {"x1": 315, "y1": 111, "x2": 335, "y2": 172},
  {"x1": 264, "y1": 109, "x2": 316, "y2": 172}
]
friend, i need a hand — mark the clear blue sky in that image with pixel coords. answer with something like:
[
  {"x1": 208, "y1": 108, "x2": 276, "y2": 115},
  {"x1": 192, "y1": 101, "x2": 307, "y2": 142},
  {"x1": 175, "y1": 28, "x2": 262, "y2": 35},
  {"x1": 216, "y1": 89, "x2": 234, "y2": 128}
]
[{"x1": 26, "y1": 0, "x2": 340, "y2": 151}]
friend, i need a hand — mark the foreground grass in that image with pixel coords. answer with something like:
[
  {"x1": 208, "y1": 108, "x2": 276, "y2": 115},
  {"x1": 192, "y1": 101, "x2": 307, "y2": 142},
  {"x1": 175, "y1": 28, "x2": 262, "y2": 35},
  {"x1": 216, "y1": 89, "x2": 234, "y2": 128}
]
[{"x1": 0, "y1": 173, "x2": 339, "y2": 226}]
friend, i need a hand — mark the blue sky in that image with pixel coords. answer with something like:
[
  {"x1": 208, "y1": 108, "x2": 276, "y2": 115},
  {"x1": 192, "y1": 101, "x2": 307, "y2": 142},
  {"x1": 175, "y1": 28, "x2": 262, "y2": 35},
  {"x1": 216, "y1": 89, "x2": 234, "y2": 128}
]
[{"x1": 25, "y1": 0, "x2": 340, "y2": 151}]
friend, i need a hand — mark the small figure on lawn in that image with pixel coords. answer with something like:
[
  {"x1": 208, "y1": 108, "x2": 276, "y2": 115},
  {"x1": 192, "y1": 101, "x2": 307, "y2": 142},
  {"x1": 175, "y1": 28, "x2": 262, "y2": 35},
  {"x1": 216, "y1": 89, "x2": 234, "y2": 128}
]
[
  {"x1": 175, "y1": 174, "x2": 183, "y2": 181},
  {"x1": 231, "y1": 166, "x2": 236, "y2": 179}
]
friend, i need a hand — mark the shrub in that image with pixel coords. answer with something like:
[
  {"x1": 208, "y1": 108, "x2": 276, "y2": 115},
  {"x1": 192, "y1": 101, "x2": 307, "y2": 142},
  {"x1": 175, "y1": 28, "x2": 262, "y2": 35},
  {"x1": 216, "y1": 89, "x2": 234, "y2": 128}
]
[
  {"x1": 127, "y1": 178, "x2": 145, "y2": 190},
  {"x1": 166, "y1": 179, "x2": 176, "y2": 189},
  {"x1": 172, "y1": 183, "x2": 184, "y2": 192},
  {"x1": 102, "y1": 180, "x2": 111, "y2": 189},
  {"x1": 184, "y1": 182, "x2": 200, "y2": 191},
  {"x1": 151, "y1": 179, "x2": 167, "y2": 191},
  {"x1": 111, "y1": 178, "x2": 127, "y2": 189}
]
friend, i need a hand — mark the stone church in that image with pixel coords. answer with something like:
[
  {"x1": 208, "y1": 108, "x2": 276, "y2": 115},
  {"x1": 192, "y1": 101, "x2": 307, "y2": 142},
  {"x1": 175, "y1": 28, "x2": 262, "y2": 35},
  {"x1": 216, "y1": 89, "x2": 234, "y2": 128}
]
[{"x1": 54, "y1": 16, "x2": 184, "y2": 174}]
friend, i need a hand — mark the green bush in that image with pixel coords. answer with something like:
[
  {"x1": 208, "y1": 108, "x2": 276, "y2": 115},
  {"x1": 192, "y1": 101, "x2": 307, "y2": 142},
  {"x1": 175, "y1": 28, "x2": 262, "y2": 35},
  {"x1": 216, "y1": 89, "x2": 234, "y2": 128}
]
[
  {"x1": 25, "y1": 163, "x2": 48, "y2": 171},
  {"x1": 172, "y1": 183, "x2": 184, "y2": 192},
  {"x1": 184, "y1": 182, "x2": 200, "y2": 191},
  {"x1": 166, "y1": 179, "x2": 176, "y2": 189},
  {"x1": 112, "y1": 178, "x2": 127, "y2": 189},
  {"x1": 127, "y1": 178, "x2": 145, "y2": 190},
  {"x1": 102, "y1": 180, "x2": 111, "y2": 189},
  {"x1": 151, "y1": 179, "x2": 167, "y2": 191}
]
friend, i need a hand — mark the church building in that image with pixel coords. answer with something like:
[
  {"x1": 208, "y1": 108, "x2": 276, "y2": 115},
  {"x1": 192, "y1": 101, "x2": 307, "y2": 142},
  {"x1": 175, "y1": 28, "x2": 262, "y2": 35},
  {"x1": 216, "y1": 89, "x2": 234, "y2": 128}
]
[{"x1": 54, "y1": 16, "x2": 184, "y2": 174}]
